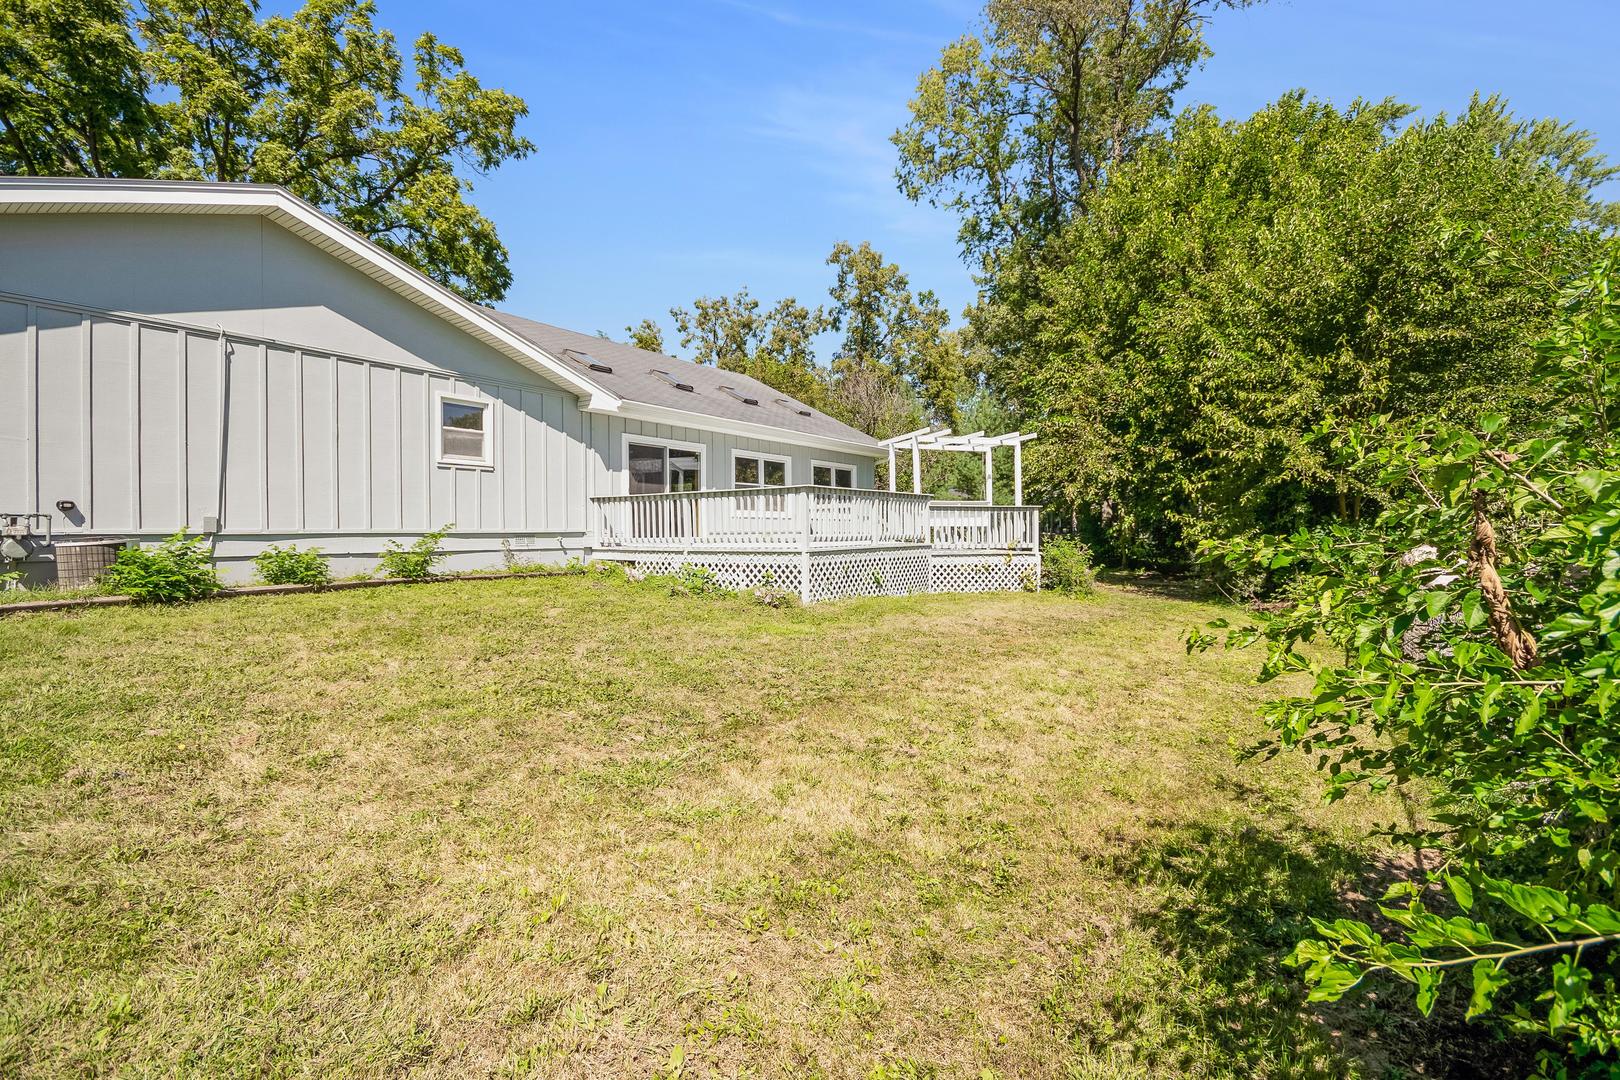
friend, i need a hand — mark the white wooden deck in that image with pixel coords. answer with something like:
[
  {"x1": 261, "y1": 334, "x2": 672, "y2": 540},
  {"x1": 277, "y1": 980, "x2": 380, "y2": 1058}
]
[{"x1": 591, "y1": 487, "x2": 1040, "y2": 601}]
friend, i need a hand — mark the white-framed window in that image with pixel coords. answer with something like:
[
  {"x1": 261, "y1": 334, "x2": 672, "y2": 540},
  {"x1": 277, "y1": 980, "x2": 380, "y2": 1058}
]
[
  {"x1": 731, "y1": 450, "x2": 790, "y2": 489},
  {"x1": 622, "y1": 433, "x2": 705, "y2": 494},
  {"x1": 811, "y1": 460, "x2": 856, "y2": 489},
  {"x1": 731, "y1": 450, "x2": 790, "y2": 514},
  {"x1": 437, "y1": 391, "x2": 493, "y2": 468}
]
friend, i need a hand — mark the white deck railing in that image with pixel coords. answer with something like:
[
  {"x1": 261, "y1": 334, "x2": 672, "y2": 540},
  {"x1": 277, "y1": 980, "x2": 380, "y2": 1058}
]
[
  {"x1": 593, "y1": 486, "x2": 933, "y2": 551},
  {"x1": 928, "y1": 502, "x2": 1041, "y2": 552}
]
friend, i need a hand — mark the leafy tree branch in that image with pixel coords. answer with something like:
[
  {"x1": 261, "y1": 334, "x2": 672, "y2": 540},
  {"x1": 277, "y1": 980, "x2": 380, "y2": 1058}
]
[{"x1": 0, "y1": 0, "x2": 533, "y2": 301}]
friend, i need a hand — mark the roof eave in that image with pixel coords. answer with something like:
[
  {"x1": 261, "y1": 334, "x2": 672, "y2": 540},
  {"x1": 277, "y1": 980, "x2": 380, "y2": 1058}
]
[
  {"x1": 0, "y1": 177, "x2": 622, "y2": 411},
  {"x1": 597, "y1": 399, "x2": 884, "y2": 458},
  {"x1": 0, "y1": 180, "x2": 878, "y2": 446}
]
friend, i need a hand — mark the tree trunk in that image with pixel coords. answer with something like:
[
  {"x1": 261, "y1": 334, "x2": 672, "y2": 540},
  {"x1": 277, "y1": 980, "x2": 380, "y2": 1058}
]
[{"x1": 1470, "y1": 490, "x2": 1538, "y2": 669}]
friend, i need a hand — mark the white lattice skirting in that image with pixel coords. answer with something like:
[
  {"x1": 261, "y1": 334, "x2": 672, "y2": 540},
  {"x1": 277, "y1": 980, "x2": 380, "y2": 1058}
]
[
  {"x1": 604, "y1": 548, "x2": 1039, "y2": 603},
  {"x1": 614, "y1": 551, "x2": 805, "y2": 596},
  {"x1": 930, "y1": 552, "x2": 1041, "y2": 594},
  {"x1": 807, "y1": 549, "x2": 932, "y2": 602}
]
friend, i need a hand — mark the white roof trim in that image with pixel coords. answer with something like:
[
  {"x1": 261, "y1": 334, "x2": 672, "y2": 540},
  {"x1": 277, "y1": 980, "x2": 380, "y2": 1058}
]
[
  {"x1": 0, "y1": 177, "x2": 622, "y2": 411},
  {"x1": 607, "y1": 399, "x2": 885, "y2": 458}
]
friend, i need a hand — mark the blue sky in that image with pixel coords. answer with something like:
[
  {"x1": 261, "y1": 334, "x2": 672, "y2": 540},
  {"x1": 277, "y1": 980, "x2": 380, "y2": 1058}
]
[{"x1": 371, "y1": 1, "x2": 1620, "y2": 353}]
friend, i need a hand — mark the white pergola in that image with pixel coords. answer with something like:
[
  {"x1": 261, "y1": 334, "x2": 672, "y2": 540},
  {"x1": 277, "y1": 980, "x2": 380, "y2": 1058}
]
[{"x1": 880, "y1": 426, "x2": 1038, "y2": 505}]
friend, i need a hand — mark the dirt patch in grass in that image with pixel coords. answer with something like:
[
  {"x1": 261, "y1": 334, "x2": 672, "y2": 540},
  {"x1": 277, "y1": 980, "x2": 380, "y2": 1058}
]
[{"x1": 0, "y1": 577, "x2": 1531, "y2": 1076}]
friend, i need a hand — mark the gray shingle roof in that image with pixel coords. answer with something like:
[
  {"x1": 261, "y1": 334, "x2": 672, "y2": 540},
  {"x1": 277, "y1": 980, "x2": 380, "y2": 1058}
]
[{"x1": 485, "y1": 309, "x2": 880, "y2": 451}]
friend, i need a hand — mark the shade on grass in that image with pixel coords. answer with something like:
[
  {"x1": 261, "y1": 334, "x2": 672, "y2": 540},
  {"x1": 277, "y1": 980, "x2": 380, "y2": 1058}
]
[{"x1": 0, "y1": 576, "x2": 1507, "y2": 1076}]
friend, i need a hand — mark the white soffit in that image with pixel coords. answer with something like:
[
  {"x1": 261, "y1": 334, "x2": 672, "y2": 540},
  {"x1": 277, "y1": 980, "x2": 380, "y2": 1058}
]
[{"x1": 0, "y1": 177, "x2": 621, "y2": 410}]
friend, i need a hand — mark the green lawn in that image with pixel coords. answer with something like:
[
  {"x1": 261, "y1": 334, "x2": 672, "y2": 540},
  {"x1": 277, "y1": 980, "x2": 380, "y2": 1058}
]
[{"x1": 0, "y1": 575, "x2": 1480, "y2": 1077}]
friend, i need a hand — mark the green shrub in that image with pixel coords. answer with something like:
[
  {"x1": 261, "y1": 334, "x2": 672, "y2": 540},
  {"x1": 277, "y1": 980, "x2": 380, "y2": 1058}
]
[
  {"x1": 672, "y1": 563, "x2": 729, "y2": 596},
  {"x1": 1041, "y1": 536, "x2": 1095, "y2": 595},
  {"x1": 1191, "y1": 256, "x2": 1620, "y2": 1061},
  {"x1": 104, "y1": 532, "x2": 221, "y2": 603},
  {"x1": 569, "y1": 561, "x2": 618, "y2": 588},
  {"x1": 253, "y1": 544, "x2": 331, "y2": 586},
  {"x1": 377, "y1": 526, "x2": 452, "y2": 579}
]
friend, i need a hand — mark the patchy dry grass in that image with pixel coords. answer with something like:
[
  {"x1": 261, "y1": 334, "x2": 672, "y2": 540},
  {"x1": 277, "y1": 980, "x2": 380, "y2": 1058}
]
[{"x1": 0, "y1": 576, "x2": 1464, "y2": 1077}]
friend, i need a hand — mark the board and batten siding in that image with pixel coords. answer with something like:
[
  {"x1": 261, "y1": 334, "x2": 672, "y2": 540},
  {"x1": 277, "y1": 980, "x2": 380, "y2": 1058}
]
[
  {"x1": 1, "y1": 294, "x2": 875, "y2": 579},
  {"x1": 592, "y1": 418, "x2": 874, "y2": 495},
  {"x1": 0, "y1": 210, "x2": 874, "y2": 580},
  {"x1": 0, "y1": 295, "x2": 597, "y2": 574}
]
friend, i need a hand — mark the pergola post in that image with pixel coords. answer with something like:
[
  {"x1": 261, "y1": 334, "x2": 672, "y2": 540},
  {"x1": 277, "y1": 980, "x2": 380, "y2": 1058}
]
[
  {"x1": 1013, "y1": 441, "x2": 1023, "y2": 506},
  {"x1": 881, "y1": 428, "x2": 1039, "y2": 507}
]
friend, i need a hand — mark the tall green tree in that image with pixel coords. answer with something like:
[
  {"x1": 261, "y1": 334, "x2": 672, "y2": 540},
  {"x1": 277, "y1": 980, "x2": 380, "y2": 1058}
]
[
  {"x1": 0, "y1": 0, "x2": 153, "y2": 177},
  {"x1": 669, "y1": 289, "x2": 766, "y2": 368},
  {"x1": 894, "y1": 0, "x2": 1257, "y2": 273},
  {"x1": 1, "y1": 0, "x2": 532, "y2": 302},
  {"x1": 1011, "y1": 93, "x2": 1615, "y2": 564},
  {"x1": 825, "y1": 240, "x2": 966, "y2": 432},
  {"x1": 139, "y1": 0, "x2": 533, "y2": 301},
  {"x1": 661, "y1": 244, "x2": 971, "y2": 441},
  {"x1": 891, "y1": 0, "x2": 1264, "y2": 521},
  {"x1": 624, "y1": 317, "x2": 666, "y2": 354},
  {"x1": 668, "y1": 288, "x2": 836, "y2": 410}
]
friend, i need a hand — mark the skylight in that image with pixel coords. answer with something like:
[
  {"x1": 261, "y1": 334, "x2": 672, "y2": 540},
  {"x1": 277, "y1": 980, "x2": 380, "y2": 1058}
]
[
  {"x1": 775, "y1": 398, "x2": 812, "y2": 417},
  {"x1": 652, "y1": 370, "x2": 695, "y2": 392},
  {"x1": 719, "y1": 386, "x2": 760, "y2": 406},
  {"x1": 563, "y1": 349, "x2": 613, "y2": 374}
]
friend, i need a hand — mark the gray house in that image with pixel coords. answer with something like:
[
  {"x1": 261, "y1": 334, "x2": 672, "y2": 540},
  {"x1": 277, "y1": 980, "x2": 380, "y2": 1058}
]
[{"x1": 0, "y1": 178, "x2": 1037, "y2": 601}]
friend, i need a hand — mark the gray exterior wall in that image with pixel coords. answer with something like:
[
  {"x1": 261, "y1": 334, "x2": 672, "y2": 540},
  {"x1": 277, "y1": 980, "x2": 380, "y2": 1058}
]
[{"x1": 0, "y1": 212, "x2": 874, "y2": 582}]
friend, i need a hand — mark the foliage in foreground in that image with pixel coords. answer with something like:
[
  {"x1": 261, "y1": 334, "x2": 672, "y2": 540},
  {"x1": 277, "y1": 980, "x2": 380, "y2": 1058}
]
[
  {"x1": 104, "y1": 531, "x2": 220, "y2": 603},
  {"x1": 1193, "y1": 256, "x2": 1620, "y2": 1072},
  {"x1": 253, "y1": 544, "x2": 331, "y2": 587},
  {"x1": 377, "y1": 526, "x2": 450, "y2": 580}
]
